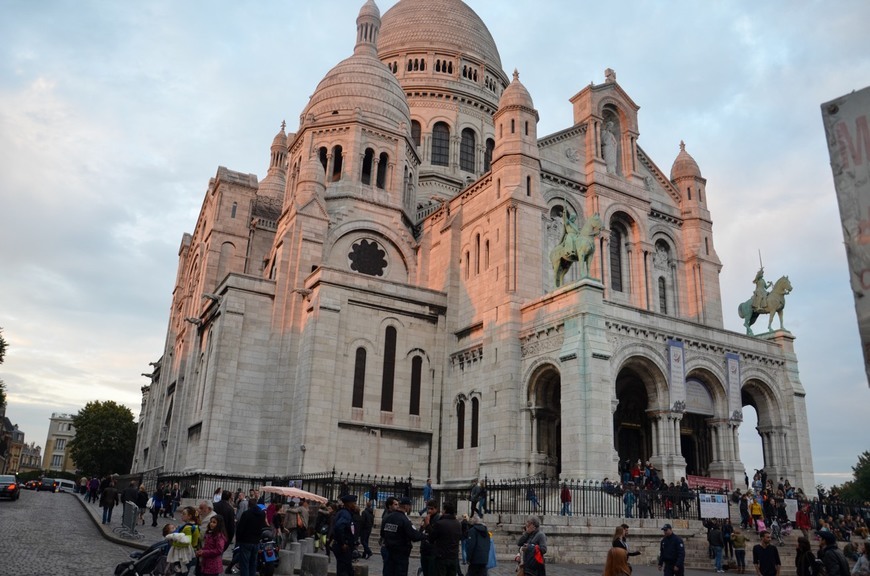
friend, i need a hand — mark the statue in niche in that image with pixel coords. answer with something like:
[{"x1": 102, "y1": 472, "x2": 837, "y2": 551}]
[
  {"x1": 549, "y1": 209, "x2": 602, "y2": 288},
  {"x1": 737, "y1": 267, "x2": 793, "y2": 335},
  {"x1": 602, "y1": 121, "x2": 618, "y2": 174},
  {"x1": 653, "y1": 243, "x2": 670, "y2": 270}
]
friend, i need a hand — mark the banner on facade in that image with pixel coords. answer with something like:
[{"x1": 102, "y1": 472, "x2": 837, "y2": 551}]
[
  {"x1": 686, "y1": 474, "x2": 732, "y2": 492},
  {"x1": 725, "y1": 352, "x2": 742, "y2": 420},
  {"x1": 821, "y1": 85, "x2": 870, "y2": 387},
  {"x1": 667, "y1": 339, "x2": 686, "y2": 409},
  {"x1": 698, "y1": 493, "x2": 730, "y2": 519}
]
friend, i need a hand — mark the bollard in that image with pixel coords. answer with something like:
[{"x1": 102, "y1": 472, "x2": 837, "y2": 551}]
[
  {"x1": 353, "y1": 564, "x2": 370, "y2": 576},
  {"x1": 276, "y1": 549, "x2": 295, "y2": 575},
  {"x1": 289, "y1": 541, "x2": 303, "y2": 570},
  {"x1": 300, "y1": 553, "x2": 329, "y2": 576}
]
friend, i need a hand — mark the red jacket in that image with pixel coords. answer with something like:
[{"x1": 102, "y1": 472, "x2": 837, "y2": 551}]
[{"x1": 198, "y1": 532, "x2": 227, "y2": 575}]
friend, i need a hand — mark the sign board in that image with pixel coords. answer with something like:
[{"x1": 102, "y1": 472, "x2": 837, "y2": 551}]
[
  {"x1": 687, "y1": 474, "x2": 732, "y2": 492},
  {"x1": 699, "y1": 493, "x2": 730, "y2": 519},
  {"x1": 821, "y1": 85, "x2": 870, "y2": 387}
]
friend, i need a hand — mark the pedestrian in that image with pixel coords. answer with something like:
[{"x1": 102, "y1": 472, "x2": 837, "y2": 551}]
[
  {"x1": 731, "y1": 527, "x2": 748, "y2": 574},
  {"x1": 151, "y1": 483, "x2": 165, "y2": 527},
  {"x1": 421, "y1": 479, "x2": 434, "y2": 515},
  {"x1": 420, "y1": 499, "x2": 440, "y2": 576},
  {"x1": 470, "y1": 482, "x2": 482, "y2": 518},
  {"x1": 795, "y1": 536, "x2": 816, "y2": 576},
  {"x1": 196, "y1": 515, "x2": 228, "y2": 576},
  {"x1": 526, "y1": 486, "x2": 539, "y2": 514},
  {"x1": 166, "y1": 506, "x2": 200, "y2": 576},
  {"x1": 360, "y1": 499, "x2": 375, "y2": 559},
  {"x1": 560, "y1": 484, "x2": 572, "y2": 516},
  {"x1": 100, "y1": 480, "x2": 120, "y2": 524},
  {"x1": 430, "y1": 500, "x2": 462, "y2": 576},
  {"x1": 332, "y1": 494, "x2": 359, "y2": 576},
  {"x1": 623, "y1": 488, "x2": 636, "y2": 518},
  {"x1": 213, "y1": 490, "x2": 236, "y2": 551},
  {"x1": 751, "y1": 530, "x2": 781, "y2": 576},
  {"x1": 517, "y1": 516, "x2": 547, "y2": 576},
  {"x1": 852, "y1": 541, "x2": 870, "y2": 576},
  {"x1": 657, "y1": 523, "x2": 685, "y2": 576},
  {"x1": 135, "y1": 484, "x2": 149, "y2": 526},
  {"x1": 465, "y1": 515, "x2": 491, "y2": 576},
  {"x1": 612, "y1": 524, "x2": 641, "y2": 566},
  {"x1": 708, "y1": 520, "x2": 725, "y2": 573},
  {"x1": 817, "y1": 531, "x2": 850, "y2": 576},
  {"x1": 198, "y1": 500, "x2": 217, "y2": 539},
  {"x1": 235, "y1": 497, "x2": 266, "y2": 576},
  {"x1": 381, "y1": 496, "x2": 424, "y2": 576},
  {"x1": 604, "y1": 547, "x2": 632, "y2": 576}
]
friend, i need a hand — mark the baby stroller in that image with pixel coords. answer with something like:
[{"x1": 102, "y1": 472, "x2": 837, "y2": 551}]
[
  {"x1": 770, "y1": 519, "x2": 785, "y2": 546},
  {"x1": 114, "y1": 540, "x2": 171, "y2": 576}
]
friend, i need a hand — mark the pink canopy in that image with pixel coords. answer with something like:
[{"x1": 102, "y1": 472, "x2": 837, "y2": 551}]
[{"x1": 259, "y1": 485, "x2": 328, "y2": 504}]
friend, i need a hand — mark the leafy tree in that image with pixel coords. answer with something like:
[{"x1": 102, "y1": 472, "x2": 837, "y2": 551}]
[
  {"x1": 833, "y1": 450, "x2": 870, "y2": 502},
  {"x1": 68, "y1": 400, "x2": 137, "y2": 477}
]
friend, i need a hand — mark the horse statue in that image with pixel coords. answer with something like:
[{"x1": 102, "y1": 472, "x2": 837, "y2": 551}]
[
  {"x1": 549, "y1": 212, "x2": 603, "y2": 288},
  {"x1": 737, "y1": 275, "x2": 793, "y2": 335}
]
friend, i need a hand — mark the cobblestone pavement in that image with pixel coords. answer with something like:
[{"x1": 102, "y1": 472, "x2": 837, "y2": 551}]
[{"x1": 0, "y1": 488, "x2": 135, "y2": 576}]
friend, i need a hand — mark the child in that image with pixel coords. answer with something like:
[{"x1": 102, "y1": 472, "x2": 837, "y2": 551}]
[
  {"x1": 165, "y1": 506, "x2": 200, "y2": 575},
  {"x1": 196, "y1": 515, "x2": 228, "y2": 576}
]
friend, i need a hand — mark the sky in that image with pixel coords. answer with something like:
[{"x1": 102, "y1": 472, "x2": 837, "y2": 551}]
[{"x1": 1, "y1": 0, "x2": 868, "y2": 489}]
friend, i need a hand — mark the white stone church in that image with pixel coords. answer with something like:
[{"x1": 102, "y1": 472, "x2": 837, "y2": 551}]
[{"x1": 132, "y1": 0, "x2": 815, "y2": 491}]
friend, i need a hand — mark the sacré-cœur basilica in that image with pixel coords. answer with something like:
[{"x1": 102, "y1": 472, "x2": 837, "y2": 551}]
[{"x1": 132, "y1": 0, "x2": 814, "y2": 492}]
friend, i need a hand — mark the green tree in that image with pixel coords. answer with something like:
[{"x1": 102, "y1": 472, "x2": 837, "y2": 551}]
[
  {"x1": 68, "y1": 400, "x2": 137, "y2": 477},
  {"x1": 833, "y1": 450, "x2": 870, "y2": 502}
]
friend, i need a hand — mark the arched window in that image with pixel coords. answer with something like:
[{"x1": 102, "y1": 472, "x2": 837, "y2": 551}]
[
  {"x1": 511, "y1": 119, "x2": 515, "y2": 134},
  {"x1": 687, "y1": 186, "x2": 692, "y2": 200},
  {"x1": 705, "y1": 237, "x2": 710, "y2": 255},
  {"x1": 658, "y1": 277, "x2": 667, "y2": 314},
  {"x1": 456, "y1": 400, "x2": 465, "y2": 449},
  {"x1": 610, "y1": 224, "x2": 624, "y2": 292},
  {"x1": 410, "y1": 356, "x2": 422, "y2": 416},
  {"x1": 381, "y1": 326, "x2": 397, "y2": 412},
  {"x1": 432, "y1": 122, "x2": 450, "y2": 167},
  {"x1": 319, "y1": 147, "x2": 328, "y2": 172},
  {"x1": 525, "y1": 121, "x2": 529, "y2": 136},
  {"x1": 352, "y1": 348, "x2": 366, "y2": 408},
  {"x1": 483, "y1": 138, "x2": 494, "y2": 172},
  {"x1": 460, "y1": 128, "x2": 476, "y2": 172},
  {"x1": 465, "y1": 251, "x2": 470, "y2": 279},
  {"x1": 475, "y1": 234, "x2": 480, "y2": 274},
  {"x1": 526, "y1": 175, "x2": 531, "y2": 196},
  {"x1": 361, "y1": 148, "x2": 374, "y2": 185},
  {"x1": 411, "y1": 120, "x2": 421, "y2": 148},
  {"x1": 407, "y1": 60, "x2": 413, "y2": 72},
  {"x1": 471, "y1": 397, "x2": 479, "y2": 447},
  {"x1": 231, "y1": 202, "x2": 237, "y2": 219},
  {"x1": 376, "y1": 152, "x2": 388, "y2": 189},
  {"x1": 331, "y1": 145, "x2": 343, "y2": 182},
  {"x1": 484, "y1": 240, "x2": 490, "y2": 270}
]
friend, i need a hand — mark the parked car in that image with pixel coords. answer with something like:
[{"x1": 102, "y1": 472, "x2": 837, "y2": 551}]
[
  {"x1": 37, "y1": 477, "x2": 58, "y2": 492},
  {"x1": 24, "y1": 480, "x2": 40, "y2": 490},
  {"x1": 56, "y1": 479, "x2": 77, "y2": 493},
  {"x1": 0, "y1": 475, "x2": 20, "y2": 500}
]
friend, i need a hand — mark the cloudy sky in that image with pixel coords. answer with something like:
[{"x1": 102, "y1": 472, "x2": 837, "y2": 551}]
[{"x1": 1, "y1": 0, "x2": 868, "y2": 488}]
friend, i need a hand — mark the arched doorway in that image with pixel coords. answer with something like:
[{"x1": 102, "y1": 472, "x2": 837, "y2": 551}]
[
  {"x1": 528, "y1": 365, "x2": 561, "y2": 478},
  {"x1": 680, "y1": 378, "x2": 716, "y2": 476},
  {"x1": 614, "y1": 367, "x2": 653, "y2": 466},
  {"x1": 741, "y1": 379, "x2": 785, "y2": 480}
]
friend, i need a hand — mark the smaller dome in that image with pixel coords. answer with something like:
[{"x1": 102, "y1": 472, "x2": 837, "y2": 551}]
[
  {"x1": 670, "y1": 140, "x2": 702, "y2": 180},
  {"x1": 271, "y1": 121, "x2": 287, "y2": 150},
  {"x1": 498, "y1": 69, "x2": 534, "y2": 110}
]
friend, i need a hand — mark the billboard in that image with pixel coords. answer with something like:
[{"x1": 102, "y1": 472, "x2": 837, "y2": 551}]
[{"x1": 821, "y1": 85, "x2": 870, "y2": 387}]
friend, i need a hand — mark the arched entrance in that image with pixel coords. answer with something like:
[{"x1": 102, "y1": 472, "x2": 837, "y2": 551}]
[
  {"x1": 614, "y1": 366, "x2": 654, "y2": 466},
  {"x1": 680, "y1": 378, "x2": 716, "y2": 476},
  {"x1": 528, "y1": 364, "x2": 561, "y2": 478},
  {"x1": 741, "y1": 379, "x2": 786, "y2": 480}
]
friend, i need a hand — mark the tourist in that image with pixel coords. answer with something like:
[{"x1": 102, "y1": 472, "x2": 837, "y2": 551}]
[
  {"x1": 360, "y1": 499, "x2": 375, "y2": 559},
  {"x1": 196, "y1": 515, "x2": 228, "y2": 576},
  {"x1": 100, "y1": 480, "x2": 120, "y2": 525},
  {"x1": 818, "y1": 531, "x2": 850, "y2": 576},
  {"x1": 517, "y1": 516, "x2": 547, "y2": 576},
  {"x1": 852, "y1": 541, "x2": 870, "y2": 576},
  {"x1": 213, "y1": 490, "x2": 235, "y2": 550},
  {"x1": 136, "y1": 484, "x2": 149, "y2": 525},
  {"x1": 419, "y1": 500, "x2": 440, "y2": 576},
  {"x1": 560, "y1": 483, "x2": 572, "y2": 516},
  {"x1": 430, "y1": 500, "x2": 462, "y2": 576},
  {"x1": 752, "y1": 530, "x2": 781, "y2": 576},
  {"x1": 526, "y1": 486, "x2": 539, "y2": 514},
  {"x1": 604, "y1": 547, "x2": 632, "y2": 576},
  {"x1": 465, "y1": 515, "x2": 490, "y2": 576},
  {"x1": 795, "y1": 536, "x2": 816, "y2": 576},
  {"x1": 708, "y1": 520, "x2": 725, "y2": 573},
  {"x1": 235, "y1": 497, "x2": 266, "y2": 576},
  {"x1": 198, "y1": 500, "x2": 217, "y2": 539},
  {"x1": 731, "y1": 527, "x2": 748, "y2": 574}
]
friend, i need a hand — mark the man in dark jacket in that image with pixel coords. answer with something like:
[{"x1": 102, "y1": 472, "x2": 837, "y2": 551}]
[
  {"x1": 818, "y1": 531, "x2": 851, "y2": 576},
  {"x1": 430, "y1": 501, "x2": 462, "y2": 576},
  {"x1": 420, "y1": 500, "x2": 440, "y2": 576},
  {"x1": 708, "y1": 520, "x2": 725, "y2": 573},
  {"x1": 465, "y1": 516, "x2": 491, "y2": 576},
  {"x1": 382, "y1": 497, "x2": 423, "y2": 576},
  {"x1": 214, "y1": 490, "x2": 236, "y2": 550},
  {"x1": 236, "y1": 498, "x2": 266, "y2": 576},
  {"x1": 100, "y1": 480, "x2": 120, "y2": 525},
  {"x1": 360, "y1": 499, "x2": 375, "y2": 559},
  {"x1": 658, "y1": 523, "x2": 685, "y2": 576},
  {"x1": 120, "y1": 480, "x2": 139, "y2": 506}
]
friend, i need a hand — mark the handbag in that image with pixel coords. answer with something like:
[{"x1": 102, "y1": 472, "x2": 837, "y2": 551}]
[
  {"x1": 146, "y1": 496, "x2": 154, "y2": 510},
  {"x1": 487, "y1": 533, "x2": 498, "y2": 569}
]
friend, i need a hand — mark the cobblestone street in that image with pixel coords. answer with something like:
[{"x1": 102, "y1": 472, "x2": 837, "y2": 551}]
[{"x1": 0, "y1": 488, "x2": 134, "y2": 575}]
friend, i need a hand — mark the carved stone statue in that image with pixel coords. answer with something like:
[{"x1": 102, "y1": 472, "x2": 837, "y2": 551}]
[
  {"x1": 549, "y1": 210, "x2": 603, "y2": 288},
  {"x1": 738, "y1": 273, "x2": 793, "y2": 335},
  {"x1": 602, "y1": 121, "x2": 618, "y2": 174}
]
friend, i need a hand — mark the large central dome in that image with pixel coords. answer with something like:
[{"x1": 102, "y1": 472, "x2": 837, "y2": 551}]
[{"x1": 378, "y1": 0, "x2": 503, "y2": 70}]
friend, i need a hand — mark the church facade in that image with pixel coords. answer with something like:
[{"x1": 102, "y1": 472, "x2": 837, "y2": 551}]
[{"x1": 132, "y1": 0, "x2": 815, "y2": 491}]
